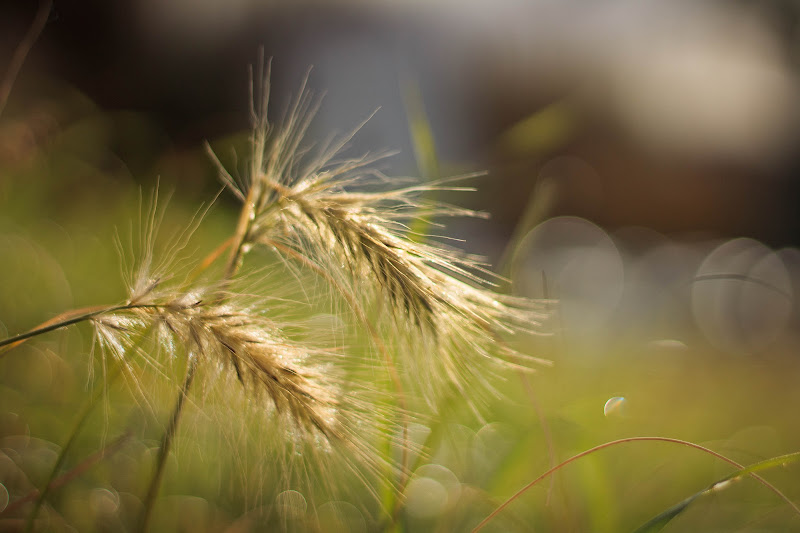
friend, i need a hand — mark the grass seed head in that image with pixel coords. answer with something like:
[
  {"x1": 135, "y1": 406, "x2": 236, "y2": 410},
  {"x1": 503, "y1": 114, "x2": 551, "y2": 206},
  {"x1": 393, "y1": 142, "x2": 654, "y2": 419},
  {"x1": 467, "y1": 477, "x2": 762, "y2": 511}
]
[
  {"x1": 93, "y1": 197, "x2": 405, "y2": 504},
  {"x1": 209, "y1": 60, "x2": 552, "y2": 406}
]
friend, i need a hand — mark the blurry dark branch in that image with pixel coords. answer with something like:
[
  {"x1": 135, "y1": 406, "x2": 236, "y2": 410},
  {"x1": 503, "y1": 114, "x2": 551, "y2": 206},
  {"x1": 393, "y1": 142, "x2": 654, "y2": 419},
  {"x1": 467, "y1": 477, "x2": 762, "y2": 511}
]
[
  {"x1": 0, "y1": 432, "x2": 131, "y2": 517},
  {"x1": 0, "y1": 0, "x2": 52, "y2": 118}
]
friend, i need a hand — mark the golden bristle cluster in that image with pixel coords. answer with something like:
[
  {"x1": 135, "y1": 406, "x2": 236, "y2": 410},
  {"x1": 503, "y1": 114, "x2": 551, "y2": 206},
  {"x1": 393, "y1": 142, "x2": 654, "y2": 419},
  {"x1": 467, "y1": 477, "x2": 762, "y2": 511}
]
[
  {"x1": 89, "y1": 271, "x2": 397, "y2": 493},
  {"x1": 80, "y1": 188, "x2": 400, "y2": 496},
  {"x1": 0, "y1": 57, "x2": 550, "y2": 519},
  {"x1": 208, "y1": 60, "x2": 551, "y2": 405},
  {"x1": 95, "y1": 291, "x2": 334, "y2": 435}
]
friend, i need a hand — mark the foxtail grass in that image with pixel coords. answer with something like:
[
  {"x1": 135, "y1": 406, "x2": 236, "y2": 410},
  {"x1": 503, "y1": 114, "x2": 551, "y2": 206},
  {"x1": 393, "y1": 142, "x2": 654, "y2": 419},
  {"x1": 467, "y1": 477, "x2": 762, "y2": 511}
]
[
  {"x1": 206, "y1": 56, "x2": 552, "y2": 410},
  {"x1": 0, "y1": 54, "x2": 551, "y2": 530},
  {"x1": 471, "y1": 437, "x2": 800, "y2": 533}
]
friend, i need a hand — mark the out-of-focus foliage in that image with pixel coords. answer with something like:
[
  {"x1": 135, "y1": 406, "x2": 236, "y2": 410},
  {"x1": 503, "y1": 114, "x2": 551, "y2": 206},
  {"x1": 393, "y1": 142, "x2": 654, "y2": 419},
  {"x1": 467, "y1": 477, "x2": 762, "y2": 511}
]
[
  {"x1": 4, "y1": 0, "x2": 800, "y2": 521},
  {"x1": 1, "y1": 80, "x2": 800, "y2": 533}
]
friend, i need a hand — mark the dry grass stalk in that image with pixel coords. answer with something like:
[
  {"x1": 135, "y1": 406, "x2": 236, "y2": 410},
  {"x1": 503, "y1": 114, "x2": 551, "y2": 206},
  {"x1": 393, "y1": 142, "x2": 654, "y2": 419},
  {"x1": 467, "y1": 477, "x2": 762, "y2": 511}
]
[
  {"x1": 0, "y1": 55, "x2": 550, "y2": 524},
  {"x1": 94, "y1": 285, "x2": 338, "y2": 440},
  {"x1": 89, "y1": 255, "x2": 401, "y2": 500},
  {"x1": 0, "y1": 186, "x2": 402, "y2": 511},
  {"x1": 207, "y1": 58, "x2": 551, "y2": 405}
]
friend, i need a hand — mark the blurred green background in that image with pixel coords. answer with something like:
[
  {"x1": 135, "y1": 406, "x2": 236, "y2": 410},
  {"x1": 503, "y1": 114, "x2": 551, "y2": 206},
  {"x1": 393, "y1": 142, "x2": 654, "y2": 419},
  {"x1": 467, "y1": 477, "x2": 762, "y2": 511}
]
[{"x1": 2, "y1": 0, "x2": 800, "y2": 531}]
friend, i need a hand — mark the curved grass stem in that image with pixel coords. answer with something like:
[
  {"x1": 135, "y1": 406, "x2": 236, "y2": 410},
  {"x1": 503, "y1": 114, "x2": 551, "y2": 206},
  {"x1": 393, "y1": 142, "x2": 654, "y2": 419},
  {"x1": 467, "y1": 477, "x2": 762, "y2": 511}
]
[
  {"x1": 185, "y1": 236, "x2": 234, "y2": 284},
  {"x1": 17, "y1": 323, "x2": 156, "y2": 530},
  {"x1": 261, "y1": 238, "x2": 412, "y2": 500},
  {"x1": 138, "y1": 356, "x2": 198, "y2": 533},
  {"x1": 137, "y1": 185, "x2": 254, "y2": 531},
  {"x1": 21, "y1": 366, "x2": 122, "y2": 531},
  {"x1": 223, "y1": 185, "x2": 258, "y2": 282},
  {"x1": 0, "y1": 304, "x2": 163, "y2": 355},
  {"x1": 15, "y1": 433, "x2": 131, "y2": 530},
  {"x1": 471, "y1": 436, "x2": 800, "y2": 532}
]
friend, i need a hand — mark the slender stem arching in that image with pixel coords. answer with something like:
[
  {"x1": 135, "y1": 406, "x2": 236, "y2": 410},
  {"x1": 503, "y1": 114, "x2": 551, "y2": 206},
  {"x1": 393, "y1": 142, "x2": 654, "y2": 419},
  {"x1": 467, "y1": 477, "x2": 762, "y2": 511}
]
[
  {"x1": 137, "y1": 181, "x2": 258, "y2": 530},
  {"x1": 138, "y1": 356, "x2": 198, "y2": 533},
  {"x1": 0, "y1": 303, "x2": 164, "y2": 354},
  {"x1": 22, "y1": 363, "x2": 125, "y2": 533},
  {"x1": 262, "y1": 238, "x2": 412, "y2": 494},
  {"x1": 185, "y1": 236, "x2": 234, "y2": 284},
  {"x1": 471, "y1": 436, "x2": 800, "y2": 533},
  {"x1": 223, "y1": 184, "x2": 259, "y2": 282},
  {"x1": 4, "y1": 432, "x2": 130, "y2": 521}
]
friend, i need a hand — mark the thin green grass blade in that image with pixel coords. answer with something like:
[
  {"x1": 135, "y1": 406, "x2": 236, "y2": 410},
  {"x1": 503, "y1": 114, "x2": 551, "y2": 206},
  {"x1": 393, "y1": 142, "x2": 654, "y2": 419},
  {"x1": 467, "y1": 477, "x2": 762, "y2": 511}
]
[
  {"x1": 498, "y1": 99, "x2": 575, "y2": 156},
  {"x1": 631, "y1": 493, "x2": 704, "y2": 533},
  {"x1": 381, "y1": 389, "x2": 459, "y2": 532},
  {"x1": 138, "y1": 355, "x2": 198, "y2": 533},
  {"x1": 23, "y1": 363, "x2": 124, "y2": 532},
  {"x1": 632, "y1": 451, "x2": 800, "y2": 533},
  {"x1": 401, "y1": 76, "x2": 441, "y2": 241},
  {"x1": 379, "y1": 390, "x2": 402, "y2": 532},
  {"x1": 23, "y1": 324, "x2": 155, "y2": 531},
  {"x1": 731, "y1": 451, "x2": 800, "y2": 478}
]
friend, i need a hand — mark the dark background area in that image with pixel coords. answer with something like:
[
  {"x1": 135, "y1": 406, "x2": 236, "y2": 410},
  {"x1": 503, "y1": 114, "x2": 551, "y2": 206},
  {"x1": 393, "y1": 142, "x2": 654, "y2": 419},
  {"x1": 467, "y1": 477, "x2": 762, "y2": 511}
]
[
  {"x1": 4, "y1": 5, "x2": 800, "y2": 531},
  {"x1": 4, "y1": 0, "x2": 800, "y2": 249}
]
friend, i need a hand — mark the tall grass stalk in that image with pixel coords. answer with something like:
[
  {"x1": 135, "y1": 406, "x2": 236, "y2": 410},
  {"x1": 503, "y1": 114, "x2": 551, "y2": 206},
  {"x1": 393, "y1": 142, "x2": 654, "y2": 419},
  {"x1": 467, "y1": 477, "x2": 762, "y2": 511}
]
[
  {"x1": 3, "y1": 26, "x2": 799, "y2": 532},
  {"x1": 137, "y1": 357, "x2": 197, "y2": 533},
  {"x1": 0, "y1": 54, "x2": 551, "y2": 530},
  {"x1": 471, "y1": 436, "x2": 800, "y2": 532},
  {"x1": 22, "y1": 361, "x2": 125, "y2": 532},
  {"x1": 206, "y1": 57, "x2": 551, "y2": 412},
  {"x1": 2, "y1": 432, "x2": 131, "y2": 520}
]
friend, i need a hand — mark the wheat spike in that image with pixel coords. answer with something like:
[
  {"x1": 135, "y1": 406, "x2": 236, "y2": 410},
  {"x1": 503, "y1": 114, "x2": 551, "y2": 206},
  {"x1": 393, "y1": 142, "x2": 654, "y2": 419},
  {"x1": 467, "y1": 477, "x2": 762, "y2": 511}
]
[{"x1": 207, "y1": 59, "x2": 552, "y2": 405}]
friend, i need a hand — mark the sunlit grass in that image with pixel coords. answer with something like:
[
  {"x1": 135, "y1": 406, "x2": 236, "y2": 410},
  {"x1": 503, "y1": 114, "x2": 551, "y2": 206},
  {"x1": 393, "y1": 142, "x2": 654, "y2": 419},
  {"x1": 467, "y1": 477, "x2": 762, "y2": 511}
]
[{"x1": 1, "y1": 67, "x2": 800, "y2": 533}]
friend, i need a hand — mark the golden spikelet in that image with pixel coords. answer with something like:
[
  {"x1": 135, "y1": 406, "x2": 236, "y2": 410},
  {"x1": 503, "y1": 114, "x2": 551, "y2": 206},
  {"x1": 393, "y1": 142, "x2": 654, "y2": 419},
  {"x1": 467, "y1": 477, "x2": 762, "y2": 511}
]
[
  {"x1": 207, "y1": 59, "x2": 551, "y2": 404},
  {"x1": 89, "y1": 199, "x2": 402, "y2": 500},
  {"x1": 94, "y1": 292, "x2": 334, "y2": 435}
]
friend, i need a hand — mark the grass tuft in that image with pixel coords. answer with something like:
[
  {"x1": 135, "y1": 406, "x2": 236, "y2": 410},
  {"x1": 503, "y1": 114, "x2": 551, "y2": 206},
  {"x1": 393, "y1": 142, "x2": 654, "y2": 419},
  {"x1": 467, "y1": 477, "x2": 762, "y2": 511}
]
[{"x1": 207, "y1": 55, "x2": 552, "y2": 408}]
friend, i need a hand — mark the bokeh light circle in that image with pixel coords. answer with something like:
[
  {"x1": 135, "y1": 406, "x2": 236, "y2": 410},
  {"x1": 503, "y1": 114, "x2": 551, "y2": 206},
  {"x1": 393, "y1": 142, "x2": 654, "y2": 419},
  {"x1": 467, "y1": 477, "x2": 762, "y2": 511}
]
[
  {"x1": 692, "y1": 238, "x2": 792, "y2": 353},
  {"x1": 514, "y1": 216, "x2": 624, "y2": 335}
]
